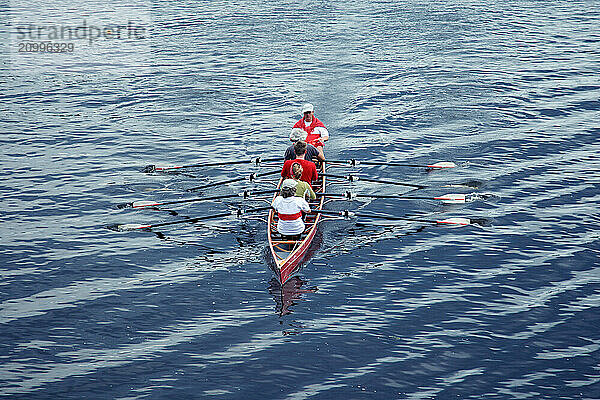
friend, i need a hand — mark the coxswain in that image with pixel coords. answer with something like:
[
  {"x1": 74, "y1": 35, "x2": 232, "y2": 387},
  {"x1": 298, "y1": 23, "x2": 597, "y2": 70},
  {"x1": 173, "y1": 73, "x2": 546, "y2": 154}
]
[
  {"x1": 272, "y1": 179, "x2": 311, "y2": 238},
  {"x1": 285, "y1": 128, "x2": 324, "y2": 162},
  {"x1": 281, "y1": 141, "x2": 318, "y2": 186},
  {"x1": 291, "y1": 163, "x2": 316, "y2": 200},
  {"x1": 293, "y1": 103, "x2": 329, "y2": 160}
]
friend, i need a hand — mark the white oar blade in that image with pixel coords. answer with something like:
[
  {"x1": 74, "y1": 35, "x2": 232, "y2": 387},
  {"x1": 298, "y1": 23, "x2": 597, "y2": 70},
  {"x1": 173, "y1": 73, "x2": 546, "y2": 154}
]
[
  {"x1": 132, "y1": 200, "x2": 161, "y2": 208},
  {"x1": 154, "y1": 165, "x2": 178, "y2": 171},
  {"x1": 437, "y1": 217, "x2": 470, "y2": 226},
  {"x1": 428, "y1": 162, "x2": 456, "y2": 169},
  {"x1": 117, "y1": 223, "x2": 151, "y2": 231},
  {"x1": 435, "y1": 194, "x2": 466, "y2": 204}
]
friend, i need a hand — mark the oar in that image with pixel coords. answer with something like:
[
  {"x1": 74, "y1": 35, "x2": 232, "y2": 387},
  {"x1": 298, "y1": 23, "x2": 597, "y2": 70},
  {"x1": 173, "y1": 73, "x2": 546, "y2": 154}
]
[
  {"x1": 325, "y1": 159, "x2": 456, "y2": 169},
  {"x1": 144, "y1": 157, "x2": 284, "y2": 173},
  {"x1": 319, "y1": 192, "x2": 466, "y2": 204},
  {"x1": 187, "y1": 170, "x2": 281, "y2": 192},
  {"x1": 321, "y1": 173, "x2": 426, "y2": 189},
  {"x1": 117, "y1": 189, "x2": 278, "y2": 209},
  {"x1": 114, "y1": 206, "x2": 274, "y2": 232},
  {"x1": 314, "y1": 210, "x2": 471, "y2": 226}
]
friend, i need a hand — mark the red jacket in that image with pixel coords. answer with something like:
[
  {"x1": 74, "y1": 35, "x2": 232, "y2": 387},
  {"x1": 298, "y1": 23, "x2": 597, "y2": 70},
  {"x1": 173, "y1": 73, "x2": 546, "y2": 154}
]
[
  {"x1": 293, "y1": 117, "x2": 326, "y2": 146},
  {"x1": 281, "y1": 159, "x2": 318, "y2": 185}
]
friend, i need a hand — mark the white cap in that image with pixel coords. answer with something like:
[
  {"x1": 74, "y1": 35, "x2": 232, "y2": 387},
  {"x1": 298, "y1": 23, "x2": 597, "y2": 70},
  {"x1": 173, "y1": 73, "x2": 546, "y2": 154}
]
[
  {"x1": 281, "y1": 179, "x2": 298, "y2": 190},
  {"x1": 289, "y1": 128, "x2": 307, "y2": 142},
  {"x1": 301, "y1": 103, "x2": 314, "y2": 113}
]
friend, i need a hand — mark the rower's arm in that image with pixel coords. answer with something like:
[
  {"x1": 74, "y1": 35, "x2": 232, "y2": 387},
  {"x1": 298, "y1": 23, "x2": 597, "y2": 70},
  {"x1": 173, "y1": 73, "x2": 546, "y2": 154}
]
[
  {"x1": 316, "y1": 148, "x2": 325, "y2": 162},
  {"x1": 301, "y1": 200, "x2": 311, "y2": 213},
  {"x1": 316, "y1": 126, "x2": 329, "y2": 141}
]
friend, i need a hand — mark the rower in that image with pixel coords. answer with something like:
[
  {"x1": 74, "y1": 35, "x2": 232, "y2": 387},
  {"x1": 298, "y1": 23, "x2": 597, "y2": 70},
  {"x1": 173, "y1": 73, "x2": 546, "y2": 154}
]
[
  {"x1": 285, "y1": 128, "x2": 324, "y2": 163},
  {"x1": 281, "y1": 141, "x2": 318, "y2": 187},
  {"x1": 293, "y1": 103, "x2": 329, "y2": 160},
  {"x1": 272, "y1": 179, "x2": 311, "y2": 239},
  {"x1": 291, "y1": 163, "x2": 316, "y2": 200}
]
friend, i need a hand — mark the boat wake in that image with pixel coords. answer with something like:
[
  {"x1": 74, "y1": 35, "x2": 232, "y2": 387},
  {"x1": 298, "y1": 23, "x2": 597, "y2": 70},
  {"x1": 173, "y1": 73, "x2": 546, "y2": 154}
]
[{"x1": 464, "y1": 192, "x2": 498, "y2": 203}]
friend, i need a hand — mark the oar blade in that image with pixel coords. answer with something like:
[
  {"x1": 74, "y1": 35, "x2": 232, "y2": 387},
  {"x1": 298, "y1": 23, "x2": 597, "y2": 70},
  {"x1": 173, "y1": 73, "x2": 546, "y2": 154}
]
[
  {"x1": 154, "y1": 165, "x2": 179, "y2": 171},
  {"x1": 116, "y1": 223, "x2": 151, "y2": 231},
  {"x1": 132, "y1": 200, "x2": 161, "y2": 208},
  {"x1": 143, "y1": 164, "x2": 181, "y2": 172},
  {"x1": 436, "y1": 217, "x2": 470, "y2": 226},
  {"x1": 435, "y1": 194, "x2": 466, "y2": 204},
  {"x1": 427, "y1": 162, "x2": 456, "y2": 169}
]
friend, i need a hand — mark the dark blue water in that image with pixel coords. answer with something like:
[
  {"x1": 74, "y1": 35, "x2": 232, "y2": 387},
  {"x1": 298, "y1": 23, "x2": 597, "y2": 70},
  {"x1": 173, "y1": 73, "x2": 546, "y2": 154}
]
[{"x1": 2, "y1": 1, "x2": 600, "y2": 398}]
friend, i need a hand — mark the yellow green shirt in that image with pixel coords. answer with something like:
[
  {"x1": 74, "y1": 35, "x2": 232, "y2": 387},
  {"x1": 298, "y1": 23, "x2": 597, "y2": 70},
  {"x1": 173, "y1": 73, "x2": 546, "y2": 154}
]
[{"x1": 295, "y1": 180, "x2": 316, "y2": 200}]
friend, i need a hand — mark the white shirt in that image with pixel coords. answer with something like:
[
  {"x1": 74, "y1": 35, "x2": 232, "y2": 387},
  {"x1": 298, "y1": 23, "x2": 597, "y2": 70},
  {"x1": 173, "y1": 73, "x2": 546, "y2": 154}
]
[{"x1": 272, "y1": 196, "x2": 311, "y2": 235}]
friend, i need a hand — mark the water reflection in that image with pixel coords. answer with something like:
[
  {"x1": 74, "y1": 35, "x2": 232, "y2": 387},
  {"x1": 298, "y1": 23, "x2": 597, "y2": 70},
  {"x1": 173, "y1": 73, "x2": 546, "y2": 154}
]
[{"x1": 268, "y1": 276, "x2": 317, "y2": 316}]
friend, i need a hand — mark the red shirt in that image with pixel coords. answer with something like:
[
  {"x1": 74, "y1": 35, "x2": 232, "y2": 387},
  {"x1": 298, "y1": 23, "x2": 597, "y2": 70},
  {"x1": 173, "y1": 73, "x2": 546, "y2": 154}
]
[
  {"x1": 281, "y1": 159, "x2": 318, "y2": 185},
  {"x1": 293, "y1": 116, "x2": 326, "y2": 145}
]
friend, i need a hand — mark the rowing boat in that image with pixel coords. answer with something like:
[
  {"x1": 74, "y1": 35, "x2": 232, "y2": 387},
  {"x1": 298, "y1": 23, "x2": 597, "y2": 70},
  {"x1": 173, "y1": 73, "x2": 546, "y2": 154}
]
[
  {"x1": 120, "y1": 158, "x2": 470, "y2": 279},
  {"x1": 267, "y1": 162, "x2": 326, "y2": 284}
]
